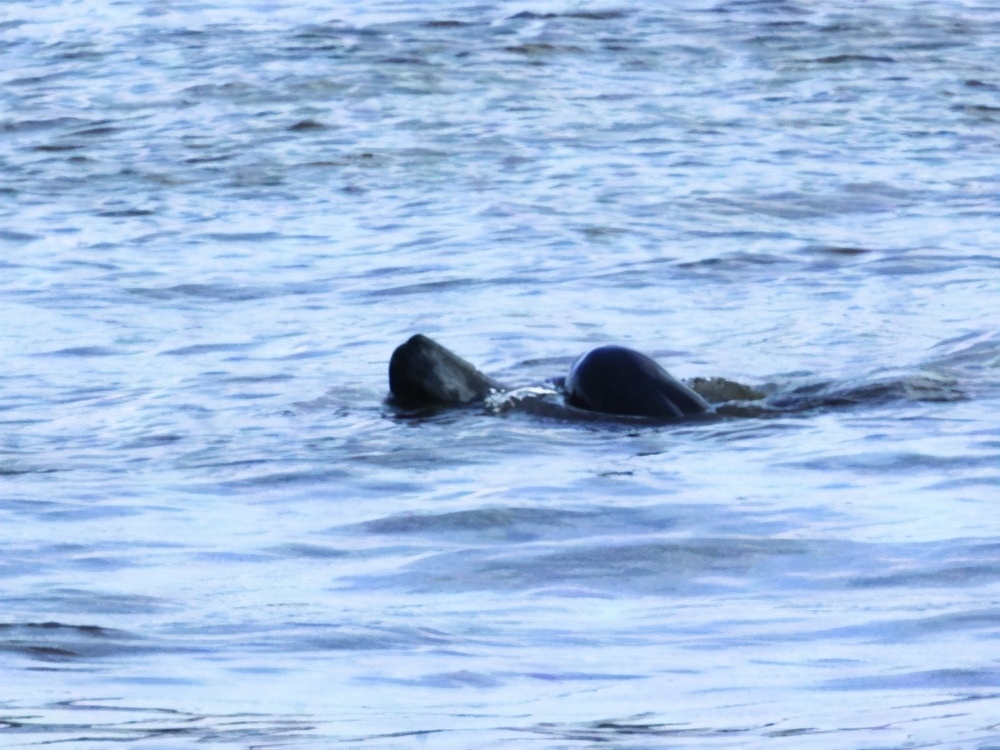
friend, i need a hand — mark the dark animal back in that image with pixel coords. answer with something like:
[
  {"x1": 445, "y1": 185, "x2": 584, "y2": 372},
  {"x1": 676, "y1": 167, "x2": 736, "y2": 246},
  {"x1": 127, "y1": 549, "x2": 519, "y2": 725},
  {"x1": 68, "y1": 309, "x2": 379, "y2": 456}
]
[
  {"x1": 389, "y1": 334, "x2": 502, "y2": 406},
  {"x1": 565, "y1": 345, "x2": 708, "y2": 418}
]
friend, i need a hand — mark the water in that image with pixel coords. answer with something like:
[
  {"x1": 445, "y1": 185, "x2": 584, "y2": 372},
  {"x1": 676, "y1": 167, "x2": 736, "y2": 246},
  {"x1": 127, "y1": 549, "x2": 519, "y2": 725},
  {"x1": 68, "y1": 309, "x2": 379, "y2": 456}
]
[{"x1": 2, "y1": 0, "x2": 1000, "y2": 747}]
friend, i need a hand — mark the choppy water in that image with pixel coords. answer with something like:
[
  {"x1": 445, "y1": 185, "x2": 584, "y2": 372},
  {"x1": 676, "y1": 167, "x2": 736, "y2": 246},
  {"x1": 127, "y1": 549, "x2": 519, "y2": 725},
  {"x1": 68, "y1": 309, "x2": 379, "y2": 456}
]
[{"x1": 2, "y1": 1, "x2": 1000, "y2": 747}]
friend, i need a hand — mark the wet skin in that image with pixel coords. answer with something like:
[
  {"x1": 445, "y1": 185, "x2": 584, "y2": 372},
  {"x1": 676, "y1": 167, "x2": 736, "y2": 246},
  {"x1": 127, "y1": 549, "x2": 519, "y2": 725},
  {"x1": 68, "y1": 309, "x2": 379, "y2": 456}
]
[{"x1": 388, "y1": 334, "x2": 708, "y2": 418}]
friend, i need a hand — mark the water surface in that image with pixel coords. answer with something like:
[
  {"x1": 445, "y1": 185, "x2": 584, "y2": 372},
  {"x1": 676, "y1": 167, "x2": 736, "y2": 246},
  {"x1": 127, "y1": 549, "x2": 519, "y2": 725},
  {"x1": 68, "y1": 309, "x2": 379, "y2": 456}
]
[{"x1": 2, "y1": 1, "x2": 1000, "y2": 747}]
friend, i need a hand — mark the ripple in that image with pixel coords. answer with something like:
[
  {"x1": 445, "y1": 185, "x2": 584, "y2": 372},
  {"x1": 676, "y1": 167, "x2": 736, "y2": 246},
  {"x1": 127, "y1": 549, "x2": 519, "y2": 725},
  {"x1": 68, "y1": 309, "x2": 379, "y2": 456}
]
[
  {"x1": 0, "y1": 622, "x2": 147, "y2": 662},
  {"x1": 2, "y1": 1, "x2": 1000, "y2": 745}
]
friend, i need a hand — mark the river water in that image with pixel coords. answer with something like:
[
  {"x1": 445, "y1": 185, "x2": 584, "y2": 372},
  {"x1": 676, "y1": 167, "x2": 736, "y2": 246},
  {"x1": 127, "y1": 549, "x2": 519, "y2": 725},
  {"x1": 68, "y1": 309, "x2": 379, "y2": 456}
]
[{"x1": 2, "y1": 1, "x2": 1000, "y2": 747}]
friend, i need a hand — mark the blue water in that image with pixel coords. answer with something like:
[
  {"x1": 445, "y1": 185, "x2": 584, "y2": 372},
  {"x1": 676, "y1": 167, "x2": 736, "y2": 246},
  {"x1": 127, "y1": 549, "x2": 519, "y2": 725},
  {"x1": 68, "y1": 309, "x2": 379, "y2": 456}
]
[{"x1": 2, "y1": 1, "x2": 1000, "y2": 747}]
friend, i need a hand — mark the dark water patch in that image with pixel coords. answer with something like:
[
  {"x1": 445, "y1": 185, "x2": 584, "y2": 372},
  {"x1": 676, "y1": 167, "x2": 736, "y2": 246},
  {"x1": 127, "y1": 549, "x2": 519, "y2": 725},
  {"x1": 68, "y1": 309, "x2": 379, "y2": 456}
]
[
  {"x1": 226, "y1": 665, "x2": 289, "y2": 675},
  {"x1": 802, "y1": 244, "x2": 876, "y2": 256},
  {"x1": 0, "y1": 230, "x2": 39, "y2": 243},
  {"x1": 357, "y1": 503, "x2": 783, "y2": 543},
  {"x1": 127, "y1": 230, "x2": 183, "y2": 246},
  {"x1": 221, "y1": 373, "x2": 294, "y2": 384},
  {"x1": 0, "y1": 700, "x2": 318, "y2": 745},
  {"x1": 0, "y1": 117, "x2": 94, "y2": 133},
  {"x1": 61, "y1": 258, "x2": 119, "y2": 271},
  {"x1": 767, "y1": 373, "x2": 964, "y2": 411},
  {"x1": 292, "y1": 21, "x2": 384, "y2": 40},
  {"x1": 811, "y1": 608, "x2": 1000, "y2": 645},
  {"x1": 824, "y1": 668, "x2": 1000, "y2": 691},
  {"x1": 244, "y1": 623, "x2": 458, "y2": 653},
  {"x1": 379, "y1": 55, "x2": 429, "y2": 66},
  {"x1": 0, "y1": 464, "x2": 60, "y2": 476},
  {"x1": 208, "y1": 468, "x2": 352, "y2": 490},
  {"x1": 359, "y1": 537, "x2": 823, "y2": 595},
  {"x1": 225, "y1": 390, "x2": 281, "y2": 401},
  {"x1": 34, "y1": 504, "x2": 148, "y2": 523},
  {"x1": 7, "y1": 72, "x2": 72, "y2": 87},
  {"x1": 762, "y1": 19, "x2": 811, "y2": 28},
  {"x1": 174, "y1": 456, "x2": 269, "y2": 472},
  {"x1": 184, "y1": 153, "x2": 234, "y2": 165},
  {"x1": 815, "y1": 53, "x2": 896, "y2": 64},
  {"x1": 851, "y1": 563, "x2": 1000, "y2": 589},
  {"x1": 953, "y1": 103, "x2": 1000, "y2": 115},
  {"x1": 928, "y1": 332, "x2": 1000, "y2": 377},
  {"x1": 195, "y1": 551, "x2": 273, "y2": 564},
  {"x1": 36, "y1": 346, "x2": 123, "y2": 358},
  {"x1": 525, "y1": 670, "x2": 642, "y2": 682},
  {"x1": 273, "y1": 348, "x2": 339, "y2": 362},
  {"x1": 496, "y1": 538, "x2": 808, "y2": 587},
  {"x1": 32, "y1": 143, "x2": 83, "y2": 153},
  {"x1": 119, "y1": 433, "x2": 184, "y2": 449},
  {"x1": 130, "y1": 283, "x2": 273, "y2": 302},
  {"x1": 503, "y1": 43, "x2": 586, "y2": 56},
  {"x1": 65, "y1": 555, "x2": 140, "y2": 572},
  {"x1": 130, "y1": 280, "x2": 323, "y2": 303},
  {"x1": 359, "y1": 534, "x2": 1000, "y2": 598},
  {"x1": 699, "y1": 190, "x2": 907, "y2": 220},
  {"x1": 868, "y1": 253, "x2": 969, "y2": 277},
  {"x1": 5, "y1": 589, "x2": 174, "y2": 616},
  {"x1": 518, "y1": 354, "x2": 578, "y2": 369},
  {"x1": 509, "y1": 10, "x2": 628, "y2": 21},
  {"x1": 675, "y1": 251, "x2": 794, "y2": 271},
  {"x1": 790, "y1": 451, "x2": 995, "y2": 475},
  {"x1": 96, "y1": 208, "x2": 156, "y2": 217},
  {"x1": 516, "y1": 713, "x2": 764, "y2": 742},
  {"x1": 928, "y1": 476, "x2": 1000, "y2": 491},
  {"x1": 362, "y1": 669, "x2": 504, "y2": 689},
  {"x1": 265, "y1": 543, "x2": 349, "y2": 559},
  {"x1": 508, "y1": 11, "x2": 557, "y2": 20},
  {"x1": 902, "y1": 373, "x2": 965, "y2": 402},
  {"x1": 159, "y1": 342, "x2": 256, "y2": 356},
  {"x1": 111, "y1": 675, "x2": 202, "y2": 686},
  {"x1": 181, "y1": 81, "x2": 267, "y2": 102},
  {"x1": 579, "y1": 224, "x2": 630, "y2": 240},
  {"x1": 365, "y1": 278, "x2": 475, "y2": 297},
  {"x1": 0, "y1": 622, "x2": 145, "y2": 663},
  {"x1": 72, "y1": 124, "x2": 123, "y2": 137},
  {"x1": 422, "y1": 20, "x2": 477, "y2": 29},
  {"x1": 566, "y1": 10, "x2": 629, "y2": 20},
  {"x1": 360, "y1": 507, "x2": 603, "y2": 540},
  {"x1": 289, "y1": 118, "x2": 325, "y2": 131}
]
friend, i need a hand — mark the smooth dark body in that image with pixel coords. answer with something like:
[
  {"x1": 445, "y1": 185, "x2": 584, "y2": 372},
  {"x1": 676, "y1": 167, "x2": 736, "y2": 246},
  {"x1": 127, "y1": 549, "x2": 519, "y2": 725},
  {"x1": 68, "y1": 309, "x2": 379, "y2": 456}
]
[
  {"x1": 388, "y1": 334, "x2": 708, "y2": 419},
  {"x1": 565, "y1": 345, "x2": 709, "y2": 418}
]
